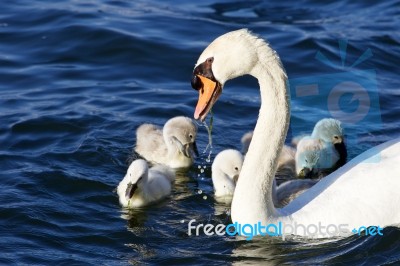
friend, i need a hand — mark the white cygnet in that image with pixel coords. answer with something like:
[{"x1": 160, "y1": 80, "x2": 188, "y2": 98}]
[
  {"x1": 135, "y1": 116, "x2": 199, "y2": 169},
  {"x1": 117, "y1": 159, "x2": 175, "y2": 208}
]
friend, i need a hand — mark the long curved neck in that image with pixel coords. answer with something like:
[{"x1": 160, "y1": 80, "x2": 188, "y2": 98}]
[{"x1": 231, "y1": 51, "x2": 290, "y2": 224}]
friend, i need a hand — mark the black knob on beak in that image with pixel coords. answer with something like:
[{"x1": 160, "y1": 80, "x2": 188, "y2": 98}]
[{"x1": 191, "y1": 74, "x2": 202, "y2": 91}]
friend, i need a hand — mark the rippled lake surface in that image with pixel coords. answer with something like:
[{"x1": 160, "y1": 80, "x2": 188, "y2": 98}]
[{"x1": 1, "y1": 0, "x2": 400, "y2": 264}]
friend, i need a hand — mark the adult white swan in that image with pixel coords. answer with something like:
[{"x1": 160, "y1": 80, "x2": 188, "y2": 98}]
[{"x1": 191, "y1": 29, "x2": 400, "y2": 238}]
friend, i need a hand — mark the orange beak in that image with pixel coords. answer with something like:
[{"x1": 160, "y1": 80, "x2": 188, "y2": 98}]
[{"x1": 194, "y1": 75, "x2": 221, "y2": 121}]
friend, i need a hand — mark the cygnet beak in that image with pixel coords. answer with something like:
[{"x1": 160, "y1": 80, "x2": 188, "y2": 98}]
[
  {"x1": 333, "y1": 136, "x2": 343, "y2": 145},
  {"x1": 183, "y1": 142, "x2": 199, "y2": 158},
  {"x1": 192, "y1": 141, "x2": 199, "y2": 157},
  {"x1": 125, "y1": 182, "x2": 138, "y2": 200},
  {"x1": 298, "y1": 168, "x2": 312, "y2": 179},
  {"x1": 233, "y1": 174, "x2": 239, "y2": 184},
  {"x1": 334, "y1": 141, "x2": 348, "y2": 166}
]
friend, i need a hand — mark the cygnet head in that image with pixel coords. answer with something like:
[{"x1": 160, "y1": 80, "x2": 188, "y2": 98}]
[
  {"x1": 295, "y1": 137, "x2": 322, "y2": 179},
  {"x1": 125, "y1": 159, "x2": 148, "y2": 200},
  {"x1": 312, "y1": 118, "x2": 344, "y2": 145},
  {"x1": 191, "y1": 29, "x2": 282, "y2": 121},
  {"x1": 212, "y1": 149, "x2": 244, "y2": 183},
  {"x1": 163, "y1": 116, "x2": 199, "y2": 158}
]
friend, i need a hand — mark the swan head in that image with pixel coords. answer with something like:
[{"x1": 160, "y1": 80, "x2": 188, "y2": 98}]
[
  {"x1": 212, "y1": 149, "x2": 244, "y2": 184},
  {"x1": 125, "y1": 159, "x2": 148, "y2": 200},
  {"x1": 163, "y1": 116, "x2": 199, "y2": 159},
  {"x1": 191, "y1": 29, "x2": 275, "y2": 121},
  {"x1": 295, "y1": 137, "x2": 322, "y2": 179}
]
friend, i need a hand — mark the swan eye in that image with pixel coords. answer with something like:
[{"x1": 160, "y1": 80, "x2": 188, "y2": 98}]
[
  {"x1": 305, "y1": 159, "x2": 308, "y2": 163},
  {"x1": 206, "y1": 57, "x2": 214, "y2": 63},
  {"x1": 234, "y1": 167, "x2": 239, "y2": 171},
  {"x1": 189, "y1": 134, "x2": 193, "y2": 139},
  {"x1": 334, "y1": 136, "x2": 339, "y2": 139}
]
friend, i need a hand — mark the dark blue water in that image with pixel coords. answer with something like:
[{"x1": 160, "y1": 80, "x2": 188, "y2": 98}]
[{"x1": 1, "y1": 0, "x2": 400, "y2": 264}]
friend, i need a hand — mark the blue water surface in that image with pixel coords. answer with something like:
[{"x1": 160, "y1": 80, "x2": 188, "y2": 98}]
[{"x1": 1, "y1": 0, "x2": 399, "y2": 264}]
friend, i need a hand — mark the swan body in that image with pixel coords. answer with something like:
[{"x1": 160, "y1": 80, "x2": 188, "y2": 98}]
[
  {"x1": 191, "y1": 29, "x2": 400, "y2": 238},
  {"x1": 212, "y1": 149, "x2": 243, "y2": 198},
  {"x1": 117, "y1": 159, "x2": 174, "y2": 208},
  {"x1": 135, "y1": 116, "x2": 198, "y2": 168},
  {"x1": 241, "y1": 131, "x2": 296, "y2": 184}
]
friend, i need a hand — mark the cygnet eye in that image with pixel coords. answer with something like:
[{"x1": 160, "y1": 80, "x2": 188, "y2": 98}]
[
  {"x1": 234, "y1": 167, "x2": 239, "y2": 171},
  {"x1": 305, "y1": 159, "x2": 308, "y2": 163},
  {"x1": 334, "y1": 136, "x2": 339, "y2": 139},
  {"x1": 189, "y1": 134, "x2": 193, "y2": 139}
]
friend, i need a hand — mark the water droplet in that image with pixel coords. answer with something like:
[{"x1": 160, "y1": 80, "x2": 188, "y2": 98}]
[
  {"x1": 198, "y1": 165, "x2": 201, "y2": 169},
  {"x1": 203, "y1": 195, "x2": 207, "y2": 200},
  {"x1": 203, "y1": 165, "x2": 207, "y2": 169},
  {"x1": 198, "y1": 189, "x2": 202, "y2": 194},
  {"x1": 197, "y1": 174, "x2": 200, "y2": 177},
  {"x1": 200, "y1": 169, "x2": 204, "y2": 173},
  {"x1": 181, "y1": 220, "x2": 185, "y2": 223}
]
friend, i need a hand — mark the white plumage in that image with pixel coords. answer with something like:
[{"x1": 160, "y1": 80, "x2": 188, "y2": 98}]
[
  {"x1": 192, "y1": 29, "x2": 400, "y2": 238},
  {"x1": 312, "y1": 118, "x2": 347, "y2": 167},
  {"x1": 211, "y1": 149, "x2": 243, "y2": 198},
  {"x1": 295, "y1": 136, "x2": 339, "y2": 178},
  {"x1": 117, "y1": 159, "x2": 175, "y2": 208},
  {"x1": 295, "y1": 118, "x2": 347, "y2": 178},
  {"x1": 212, "y1": 149, "x2": 314, "y2": 207},
  {"x1": 135, "y1": 116, "x2": 198, "y2": 168},
  {"x1": 241, "y1": 131, "x2": 296, "y2": 184}
]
